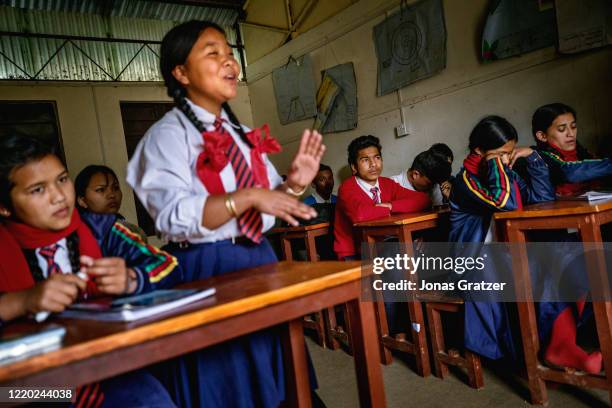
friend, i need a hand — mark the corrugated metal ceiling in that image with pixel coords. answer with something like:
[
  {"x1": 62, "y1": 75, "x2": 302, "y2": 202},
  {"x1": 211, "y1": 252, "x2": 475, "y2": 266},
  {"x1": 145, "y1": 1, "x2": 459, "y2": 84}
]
[{"x1": 0, "y1": 1, "x2": 243, "y2": 81}]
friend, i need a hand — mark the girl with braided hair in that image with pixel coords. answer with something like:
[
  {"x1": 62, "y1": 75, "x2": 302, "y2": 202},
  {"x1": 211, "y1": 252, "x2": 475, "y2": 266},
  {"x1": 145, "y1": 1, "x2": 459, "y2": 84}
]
[{"x1": 127, "y1": 20, "x2": 325, "y2": 407}]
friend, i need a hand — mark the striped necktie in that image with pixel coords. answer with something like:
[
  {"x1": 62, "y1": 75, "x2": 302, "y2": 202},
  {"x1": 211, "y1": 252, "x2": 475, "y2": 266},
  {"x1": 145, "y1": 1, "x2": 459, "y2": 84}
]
[
  {"x1": 214, "y1": 118, "x2": 263, "y2": 243},
  {"x1": 370, "y1": 186, "x2": 381, "y2": 204},
  {"x1": 39, "y1": 244, "x2": 62, "y2": 276}
]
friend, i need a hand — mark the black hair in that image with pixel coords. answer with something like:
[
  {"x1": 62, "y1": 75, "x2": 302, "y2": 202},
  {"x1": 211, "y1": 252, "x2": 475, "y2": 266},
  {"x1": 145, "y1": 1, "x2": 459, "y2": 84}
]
[
  {"x1": 410, "y1": 150, "x2": 452, "y2": 185},
  {"x1": 74, "y1": 165, "x2": 120, "y2": 208},
  {"x1": 159, "y1": 20, "x2": 252, "y2": 147},
  {"x1": 468, "y1": 115, "x2": 518, "y2": 153},
  {"x1": 531, "y1": 102, "x2": 577, "y2": 145},
  {"x1": 0, "y1": 134, "x2": 57, "y2": 210},
  {"x1": 318, "y1": 163, "x2": 332, "y2": 173},
  {"x1": 348, "y1": 135, "x2": 382, "y2": 166},
  {"x1": 429, "y1": 143, "x2": 454, "y2": 162}
]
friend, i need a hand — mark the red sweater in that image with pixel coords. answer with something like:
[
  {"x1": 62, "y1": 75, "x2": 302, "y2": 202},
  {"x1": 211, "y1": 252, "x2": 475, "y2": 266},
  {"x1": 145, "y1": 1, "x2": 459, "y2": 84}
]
[{"x1": 333, "y1": 176, "x2": 431, "y2": 259}]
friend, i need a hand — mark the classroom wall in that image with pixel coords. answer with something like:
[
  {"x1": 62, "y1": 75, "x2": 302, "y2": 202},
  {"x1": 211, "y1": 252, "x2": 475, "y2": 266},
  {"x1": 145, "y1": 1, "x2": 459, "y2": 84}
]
[
  {"x1": 0, "y1": 82, "x2": 254, "y2": 225},
  {"x1": 245, "y1": 0, "x2": 612, "y2": 192}
]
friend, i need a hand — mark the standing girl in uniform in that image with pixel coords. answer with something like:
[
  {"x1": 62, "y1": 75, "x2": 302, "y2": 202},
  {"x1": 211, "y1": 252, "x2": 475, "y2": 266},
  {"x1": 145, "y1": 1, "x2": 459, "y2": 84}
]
[{"x1": 127, "y1": 20, "x2": 324, "y2": 407}]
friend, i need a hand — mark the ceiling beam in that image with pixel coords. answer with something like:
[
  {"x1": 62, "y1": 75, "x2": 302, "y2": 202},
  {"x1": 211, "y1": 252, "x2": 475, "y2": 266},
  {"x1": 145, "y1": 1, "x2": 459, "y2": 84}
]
[
  {"x1": 156, "y1": 0, "x2": 245, "y2": 10},
  {"x1": 240, "y1": 21, "x2": 289, "y2": 34}
]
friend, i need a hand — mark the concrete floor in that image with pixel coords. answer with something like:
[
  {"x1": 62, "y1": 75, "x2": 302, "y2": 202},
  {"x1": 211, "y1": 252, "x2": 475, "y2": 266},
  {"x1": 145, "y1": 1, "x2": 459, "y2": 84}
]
[{"x1": 306, "y1": 338, "x2": 610, "y2": 408}]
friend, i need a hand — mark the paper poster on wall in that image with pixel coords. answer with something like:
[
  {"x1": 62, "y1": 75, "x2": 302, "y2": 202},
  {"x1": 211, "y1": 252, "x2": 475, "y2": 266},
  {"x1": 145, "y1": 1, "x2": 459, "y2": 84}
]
[
  {"x1": 314, "y1": 74, "x2": 341, "y2": 131},
  {"x1": 373, "y1": 0, "x2": 447, "y2": 96},
  {"x1": 272, "y1": 55, "x2": 317, "y2": 125},
  {"x1": 481, "y1": 0, "x2": 556, "y2": 62},
  {"x1": 319, "y1": 62, "x2": 358, "y2": 133},
  {"x1": 556, "y1": 0, "x2": 612, "y2": 54}
]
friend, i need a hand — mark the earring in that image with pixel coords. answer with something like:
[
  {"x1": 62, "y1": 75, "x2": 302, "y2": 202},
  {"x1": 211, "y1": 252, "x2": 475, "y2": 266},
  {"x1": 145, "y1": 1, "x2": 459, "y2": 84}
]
[{"x1": 0, "y1": 209, "x2": 9, "y2": 217}]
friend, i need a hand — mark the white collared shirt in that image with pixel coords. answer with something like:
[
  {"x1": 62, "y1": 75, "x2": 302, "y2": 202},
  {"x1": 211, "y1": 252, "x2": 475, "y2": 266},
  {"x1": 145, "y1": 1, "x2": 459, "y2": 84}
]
[
  {"x1": 355, "y1": 176, "x2": 381, "y2": 202},
  {"x1": 35, "y1": 238, "x2": 72, "y2": 278},
  {"x1": 126, "y1": 99, "x2": 283, "y2": 244},
  {"x1": 310, "y1": 190, "x2": 332, "y2": 204},
  {"x1": 390, "y1": 170, "x2": 444, "y2": 206}
]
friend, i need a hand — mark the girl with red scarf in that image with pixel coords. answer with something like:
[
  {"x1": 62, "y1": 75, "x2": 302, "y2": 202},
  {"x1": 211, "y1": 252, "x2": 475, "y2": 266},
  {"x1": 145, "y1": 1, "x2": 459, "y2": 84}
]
[
  {"x1": 0, "y1": 134, "x2": 179, "y2": 407},
  {"x1": 449, "y1": 116, "x2": 602, "y2": 375},
  {"x1": 533, "y1": 103, "x2": 612, "y2": 197},
  {"x1": 126, "y1": 21, "x2": 324, "y2": 408}
]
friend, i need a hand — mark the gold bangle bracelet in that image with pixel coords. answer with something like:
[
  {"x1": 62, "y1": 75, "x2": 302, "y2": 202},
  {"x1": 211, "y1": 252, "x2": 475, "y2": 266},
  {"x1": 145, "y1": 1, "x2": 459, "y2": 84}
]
[
  {"x1": 225, "y1": 194, "x2": 238, "y2": 218},
  {"x1": 286, "y1": 184, "x2": 306, "y2": 197}
]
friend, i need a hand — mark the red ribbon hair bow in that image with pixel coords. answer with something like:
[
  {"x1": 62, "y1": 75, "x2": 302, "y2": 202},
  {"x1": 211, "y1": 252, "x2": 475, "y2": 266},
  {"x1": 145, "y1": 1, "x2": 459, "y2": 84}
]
[{"x1": 246, "y1": 125, "x2": 282, "y2": 189}]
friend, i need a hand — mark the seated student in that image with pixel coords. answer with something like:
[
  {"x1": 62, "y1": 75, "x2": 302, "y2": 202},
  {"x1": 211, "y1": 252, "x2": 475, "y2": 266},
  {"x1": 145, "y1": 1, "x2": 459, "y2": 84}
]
[
  {"x1": 304, "y1": 164, "x2": 337, "y2": 205},
  {"x1": 334, "y1": 135, "x2": 430, "y2": 260},
  {"x1": 450, "y1": 116, "x2": 602, "y2": 373},
  {"x1": 75, "y1": 164, "x2": 148, "y2": 241},
  {"x1": 390, "y1": 148, "x2": 451, "y2": 206},
  {"x1": 429, "y1": 142, "x2": 455, "y2": 202},
  {"x1": 532, "y1": 102, "x2": 612, "y2": 196},
  {"x1": 0, "y1": 134, "x2": 180, "y2": 407}
]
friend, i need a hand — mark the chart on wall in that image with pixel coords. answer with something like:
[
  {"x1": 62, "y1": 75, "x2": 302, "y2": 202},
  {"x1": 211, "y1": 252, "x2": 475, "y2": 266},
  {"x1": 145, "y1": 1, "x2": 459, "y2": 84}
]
[
  {"x1": 316, "y1": 62, "x2": 358, "y2": 133},
  {"x1": 556, "y1": 0, "x2": 611, "y2": 54},
  {"x1": 373, "y1": 0, "x2": 447, "y2": 96},
  {"x1": 272, "y1": 55, "x2": 317, "y2": 125},
  {"x1": 481, "y1": 0, "x2": 556, "y2": 62}
]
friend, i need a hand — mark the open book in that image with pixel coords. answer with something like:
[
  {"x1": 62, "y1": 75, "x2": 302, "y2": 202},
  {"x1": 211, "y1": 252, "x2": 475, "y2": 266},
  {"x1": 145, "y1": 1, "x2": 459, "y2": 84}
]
[
  {"x1": 60, "y1": 288, "x2": 216, "y2": 322},
  {"x1": 0, "y1": 325, "x2": 66, "y2": 365},
  {"x1": 558, "y1": 191, "x2": 612, "y2": 202}
]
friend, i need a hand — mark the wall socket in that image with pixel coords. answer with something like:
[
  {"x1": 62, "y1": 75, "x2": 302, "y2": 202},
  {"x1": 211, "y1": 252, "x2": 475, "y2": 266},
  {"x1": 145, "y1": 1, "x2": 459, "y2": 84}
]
[{"x1": 395, "y1": 123, "x2": 410, "y2": 138}]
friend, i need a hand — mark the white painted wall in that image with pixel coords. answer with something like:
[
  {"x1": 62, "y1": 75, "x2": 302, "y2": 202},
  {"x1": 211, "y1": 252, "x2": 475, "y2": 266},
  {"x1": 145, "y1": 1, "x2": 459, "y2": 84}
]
[
  {"x1": 0, "y1": 82, "x2": 254, "y2": 225},
  {"x1": 246, "y1": 0, "x2": 612, "y2": 190}
]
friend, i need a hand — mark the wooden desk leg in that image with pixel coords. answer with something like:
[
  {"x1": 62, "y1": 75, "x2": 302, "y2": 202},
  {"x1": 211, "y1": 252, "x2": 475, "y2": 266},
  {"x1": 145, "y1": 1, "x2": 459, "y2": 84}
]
[
  {"x1": 305, "y1": 232, "x2": 318, "y2": 262},
  {"x1": 507, "y1": 225, "x2": 547, "y2": 405},
  {"x1": 579, "y1": 217, "x2": 612, "y2": 403},
  {"x1": 281, "y1": 236, "x2": 293, "y2": 261},
  {"x1": 282, "y1": 319, "x2": 312, "y2": 407},
  {"x1": 362, "y1": 229, "x2": 393, "y2": 365},
  {"x1": 347, "y1": 297, "x2": 386, "y2": 408},
  {"x1": 399, "y1": 225, "x2": 430, "y2": 378}
]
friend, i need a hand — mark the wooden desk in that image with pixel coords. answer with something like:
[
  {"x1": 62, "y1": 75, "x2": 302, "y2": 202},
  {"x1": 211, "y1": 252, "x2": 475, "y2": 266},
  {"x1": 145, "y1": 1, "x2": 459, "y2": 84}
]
[
  {"x1": 271, "y1": 222, "x2": 330, "y2": 262},
  {"x1": 494, "y1": 200, "x2": 612, "y2": 405},
  {"x1": 270, "y1": 223, "x2": 334, "y2": 348},
  {"x1": 355, "y1": 210, "x2": 444, "y2": 376},
  {"x1": 0, "y1": 261, "x2": 385, "y2": 408}
]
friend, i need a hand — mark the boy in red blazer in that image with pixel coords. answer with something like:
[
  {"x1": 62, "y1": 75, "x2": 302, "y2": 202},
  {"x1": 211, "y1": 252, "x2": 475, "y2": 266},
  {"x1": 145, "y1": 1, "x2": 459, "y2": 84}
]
[{"x1": 333, "y1": 135, "x2": 431, "y2": 260}]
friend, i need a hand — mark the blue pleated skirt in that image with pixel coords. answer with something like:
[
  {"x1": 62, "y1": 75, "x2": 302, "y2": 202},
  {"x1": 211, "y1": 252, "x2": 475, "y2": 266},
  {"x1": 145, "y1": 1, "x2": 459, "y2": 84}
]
[
  {"x1": 456, "y1": 237, "x2": 592, "y2": 361},
  {"x1": 158, "y1": 238, "x2": 297, "y2": 408}
]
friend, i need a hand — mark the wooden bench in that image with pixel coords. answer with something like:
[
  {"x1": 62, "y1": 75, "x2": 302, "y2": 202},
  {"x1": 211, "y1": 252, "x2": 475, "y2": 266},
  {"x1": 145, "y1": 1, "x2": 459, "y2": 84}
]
[{"x1": 417, "y1": 291, "x2": 484, "y2": 389}]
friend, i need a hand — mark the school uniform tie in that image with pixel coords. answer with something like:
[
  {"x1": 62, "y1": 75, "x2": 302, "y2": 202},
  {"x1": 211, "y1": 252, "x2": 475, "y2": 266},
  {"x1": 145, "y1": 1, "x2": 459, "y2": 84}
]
[
  {"x1": 214, "y1": 118, "x2": 264, "y2": 243},
  {"x1": 370, "y1": 187, "x2": 381, "y2": 204},
  {"x1": 38, "y1": 244, "x2": 62, "y2": 276}
]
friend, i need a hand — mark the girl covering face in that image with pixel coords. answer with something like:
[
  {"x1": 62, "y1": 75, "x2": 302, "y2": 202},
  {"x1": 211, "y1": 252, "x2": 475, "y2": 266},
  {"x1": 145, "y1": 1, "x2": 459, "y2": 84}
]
[
  {"x1": 449, "y1": 116, "x2": 601, "y2": 374},
  {"x1": 127, "y1": 20, "x2": 325, "y2": 408}
]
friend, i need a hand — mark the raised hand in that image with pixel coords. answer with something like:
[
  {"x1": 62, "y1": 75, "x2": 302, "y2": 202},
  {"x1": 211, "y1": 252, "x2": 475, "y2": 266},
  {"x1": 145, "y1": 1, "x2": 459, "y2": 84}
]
[{"x1": 286, "y1": 130, "x2": 326, "y2": 190}]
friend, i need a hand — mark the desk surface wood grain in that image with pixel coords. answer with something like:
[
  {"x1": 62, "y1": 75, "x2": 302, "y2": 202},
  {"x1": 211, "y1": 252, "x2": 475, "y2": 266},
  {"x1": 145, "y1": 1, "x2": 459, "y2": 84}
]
[
  {"x1": 354, "y1": 210, "x2": 443, "y2": 228},
  {"x1": 269, "y1": 222, "x2": 330, "y2": 234},
  {"x1": 494, "y1": 200, "x2": 612, "y2": 220},
  {"x1": 0, "y1": 261, "x2": 362, "y2": 383}
]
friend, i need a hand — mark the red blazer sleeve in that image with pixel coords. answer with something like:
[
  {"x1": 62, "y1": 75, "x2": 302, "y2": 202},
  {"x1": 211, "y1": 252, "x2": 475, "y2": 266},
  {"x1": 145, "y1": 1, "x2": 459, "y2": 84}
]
[
  {"x1": 339, "y1": 179, "x2": 390, "y2": 223},
  {"x1": 388, "y1": 180, "x2": 431, "y2": 213}
]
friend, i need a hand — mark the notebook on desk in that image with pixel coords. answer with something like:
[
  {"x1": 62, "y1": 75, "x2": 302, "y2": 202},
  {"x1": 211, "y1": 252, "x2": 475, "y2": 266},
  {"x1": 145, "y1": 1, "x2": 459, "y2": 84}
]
[
  {"x1": 557, "y1": 191, "x2": 612, "y2": 202},
  {"x1": 0, "y1": 324, "x2": 66, "y2": 365},
  {"x1": 60, "y1": 288, "x2": 216, "y2": 322}
]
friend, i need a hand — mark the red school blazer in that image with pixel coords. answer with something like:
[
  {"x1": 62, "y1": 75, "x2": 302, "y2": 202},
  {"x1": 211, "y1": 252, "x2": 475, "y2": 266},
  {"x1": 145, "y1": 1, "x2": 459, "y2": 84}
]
[{"x1": 333, "y1": 175, "x2": 430, "y2": 259}]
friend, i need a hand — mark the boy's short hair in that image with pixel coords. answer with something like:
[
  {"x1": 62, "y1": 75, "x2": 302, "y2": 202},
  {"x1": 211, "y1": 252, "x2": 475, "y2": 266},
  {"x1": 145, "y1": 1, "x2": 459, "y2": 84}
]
[
  {"x1": 318, "y1": 163, "x2": 332, "y2": 174},
  {"x1": 410, "y1": 150, "x2": 452, "y2": 185},
  {"x1": 348, "y1": 135, "x2": 381, "y2": 166},
  {"x1": 0, "y1": 134, "x2": 57, "y2": 209},
  {"x1": 429, "y1": 143, "x2": 453, "y2": 162}
]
